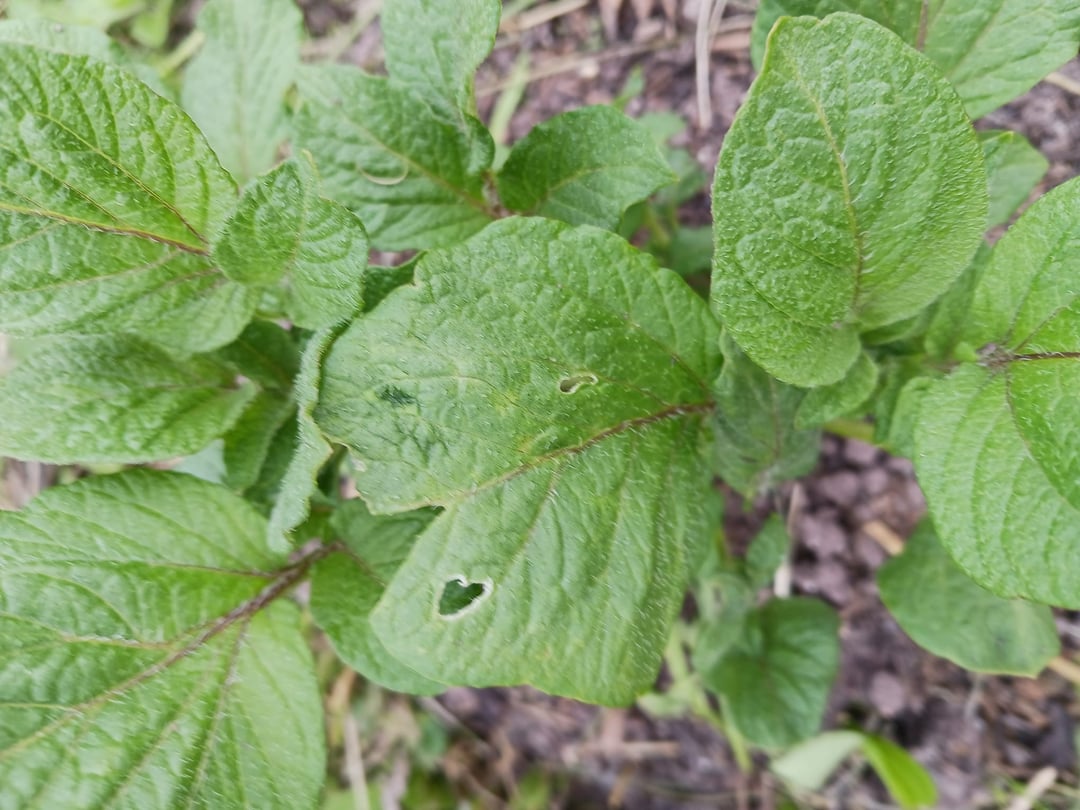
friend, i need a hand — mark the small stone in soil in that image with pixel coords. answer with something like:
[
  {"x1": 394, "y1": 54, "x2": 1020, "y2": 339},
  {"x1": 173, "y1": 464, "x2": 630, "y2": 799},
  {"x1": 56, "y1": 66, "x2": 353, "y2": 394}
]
[
  {"x1": 799, "y1": 512, "x2": 848, "y2": 557},
  {"x1": 843, "y1": 439, "x2": 880, "y2": 467},
  {"x1": 817, "y1": 470, "x2": 862, "y2": 504},
  {"x1": 870, "y1": 671, "x2": 907, "y2": 718}
]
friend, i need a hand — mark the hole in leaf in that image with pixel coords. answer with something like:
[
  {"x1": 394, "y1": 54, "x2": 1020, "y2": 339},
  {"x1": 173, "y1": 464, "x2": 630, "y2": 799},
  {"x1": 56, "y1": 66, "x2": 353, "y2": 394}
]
[
  {"x1": 438, "y1": 576, "x2": 490, "y2": 617},
  {"x1": 558, "y1": 373, "x2": 598, "y2": 394}
]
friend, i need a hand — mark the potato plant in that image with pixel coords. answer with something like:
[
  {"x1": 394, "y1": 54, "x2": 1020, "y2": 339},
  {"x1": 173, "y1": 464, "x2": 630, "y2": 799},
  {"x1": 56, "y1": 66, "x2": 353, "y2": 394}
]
[{"x1": 0, "y1": 0, "x2": 1079, "y2": 806}]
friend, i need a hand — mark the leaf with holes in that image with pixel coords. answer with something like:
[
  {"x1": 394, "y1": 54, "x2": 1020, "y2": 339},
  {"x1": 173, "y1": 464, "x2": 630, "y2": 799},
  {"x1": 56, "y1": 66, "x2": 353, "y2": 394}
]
[
  {"x1": 293, "y1": 64, "x2": 494, "y2": 250},
  {"x1": 702, "y1": 597, "x2": 840, "y2": 749},
  {"x1": 915, "y1": 176, "x2": 1080, "y2": 606},
  {"x1": 310, "y1": 500, "x2": 444, "y2": 694},
  {"x1": 315, "y1": 217, "x2": 720, "y2": 704},
  {"x1": 878, "y1": 520, "x2": 1059, "y2": 675},
  {"x1": 751, "y1": 1, "x2": 1080, "y2": 118},
  {"x1": 0, "y1": 471, "x2": 325, "y2": 810},
  {"x1": 0, "y1": 44, "x2": 256, "y2": 354},
  {"x1": 712, "y1": 14, "x2": 986, "y2": 386},
  {"x1": 497, "y1": 105, "x2": 676, "y2": 230},
  {"x1": 0, "y1": 336, "x2": 255, "y2": 464},
  {"x1": 182, "y1": 0, "x2": 303, "y2": 183},
  {"x1": 214, "y1": 156, "x2": 368, "y2": 329}
]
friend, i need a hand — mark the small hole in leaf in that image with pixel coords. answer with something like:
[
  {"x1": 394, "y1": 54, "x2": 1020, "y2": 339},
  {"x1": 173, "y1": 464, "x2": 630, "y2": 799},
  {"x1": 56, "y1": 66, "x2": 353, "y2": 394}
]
[
  {"x1": 558, "y1": 373, "x2": 598, "y2": 394},
  {"x1": 438, "y1": 576, "x2": 490, "y2": 617}
]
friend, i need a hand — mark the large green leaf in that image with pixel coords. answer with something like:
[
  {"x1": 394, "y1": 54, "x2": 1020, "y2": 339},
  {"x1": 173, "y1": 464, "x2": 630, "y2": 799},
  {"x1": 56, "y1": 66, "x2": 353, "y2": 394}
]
[
  {"x1": 497, "y1": 106, "x2": 676, "y2": 230},
  {"x1": 380, "y1": 0, "x2": 499, "y2": 112},
  {"x1": 751, "y1": 1, "x2": 1080, "y2": 118},
  {"x1": 703, "y1": 597, "x2": 840, "y2": 749},
  {"x1": 0, "y1": 44, "x2": 255, "y2": 353},
  {"x1": 879, "y1": 520, "x2": 1059, "y2": 675},
  {"x1": 293, "y1": 65, "x2": 494, "y2": 250},
  {"x1": 713, "y1": 14, "x2": 986, "y2": 386},
  {"x1": 915, "y1": 177, "x2": 1080, "y2": 606},
  {"x1": 0, "y1": 336, "x2": 254, "y2": 464},
  {"x1": 315, "y1": 217, "x2": 720, "y2": 703},
  {"x1": 711, "y1": 334, "x2": 820, "y2": 496},
  {"x1": 0, "y1": 471, "x2": 325, "y2": 810},
  {"x1": 310, "y1": 500, "x2": 444, "y2": 694},
  {"x1": 181, "y1": 0, "x2": 303, "y2": 183},
  {"x1": 214, "y1": 156, "x2": 368, "y2": 329}
]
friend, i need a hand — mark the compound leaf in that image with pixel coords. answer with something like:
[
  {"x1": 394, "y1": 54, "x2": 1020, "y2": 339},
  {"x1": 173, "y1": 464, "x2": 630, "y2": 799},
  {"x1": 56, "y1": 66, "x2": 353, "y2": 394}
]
[
  {"x1": 497, "y1": 105, "x2": 676, "y2": 230},
  {"x1": 752, "y1": 1, "x2": 1080, "y2": 118},
  {"x1": 294, "y1": 64, "x2": 494, "y2": 250},
  {"x1": 0, "y1": 336, "x2": 254, "y2": 464},
  {"x1": 915, "y1": 177, "x2": 1080, "y2": 606},
  {"x1": 0, "y1": 471, "x2": 324, "y2": 810},
  {"x1": 703, "y1": 597, "x2": 840, "y2": 749},
  {"x1": 0, "y1": 43, "x2": 256, "y2": 354},
  {"x1": 214, "y1": 156, "x2": 367, "y2": 329},
  {"x1": 310, "y1": 500, "x2": 444, "y2": 694},
  {"x1": 878, "y1": 520, "x2": 1059, "y2": 675},
  {"x1": 713, "y1": 14, "x2": 986, "y2": 386},
  {"x1": 712, "y1": 334, "x2": 821, "y2": 496},
  {"x1": 182, "y1": 0, "x2": 302, "y2": 183},
  {"x1": 315, "y1": 217, "x2": 720, "y2": 703},
  {"x1": 381, "y1": 0, "x2": 499, "y2": 112}
]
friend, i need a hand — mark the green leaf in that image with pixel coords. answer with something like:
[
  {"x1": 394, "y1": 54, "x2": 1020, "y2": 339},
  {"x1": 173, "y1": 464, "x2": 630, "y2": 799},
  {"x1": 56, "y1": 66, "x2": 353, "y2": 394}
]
[
  {"x1": 381, "y1": 0, "x2": 500, "y2": 112},
  {"x1": 861, "y1": 735, "x2": 937, "y2": 809},
  {"x1": 771, "y1": 730, "x2": 864, "y2": 791},
  {"x1": 268, "y1": 327, "x2": 341, "y2": 551},
  {"x1": 294, "y1": 65, "x2": 494, "y2": 250},
  {"x1": 315, "y1": 217, "x2": 720, "y2": 703},
  {"x1": 703, "y1": 597, "x2": 840, "y2": 749},
  {"x1": 310, "y1": 500, "x2": 444, "y2": 694},
  {"x1": 0, "y1": 19, "x2": 128, "y2": 61},
  {"x1": 713, "y1": 14, "x2": 986, "y2": 386},
  {"x1": 751, "y1": 1, "x2": 1080, "y2": 118},
  {"x1": 6, "y1": 0, "x2": 146, "y2": 29},
  {"x1": 712, "y1": 334, "x2": 821, "y2": 496},
  {"x1": 214, "y1": 157, "x2": 368, "y2": 329},
  {"x1": 691, "y1": 572, "x2": 756, "y2": 674},
  {"x1": 915, "y1": 177, "x2": 1080, "y2": 606},
  {"x1": 923, "y1": 241, "x2": 992, "y2": 362},
  {"x1": 497, "y1": 106, "x2": 676, "y2": 230},
  {"x1": 878, "y1": 520, "x2": 1059, "y2": 675},
  {"x1": 0, "y1": 471, "x2": 325, "y2": 809},
  {"x1": 222, "y1": 392, "x2": 297, "y2": 492},
  {"x1": 980, "y1": 130, "x2": 1048, "y2": 228},
  {"x1": 213, "y1": 319, "x2": 301, "y2": 394},
  {"x1": 0, "y1": 43, "x2": 256, "y2": 353},
  {"x1": 795, "y1": 351, "x2": 877, "y2": 429},
  {"x1": 0, "y1": 336, "x2": 254, "y2": 464},
  {"x1": 745, "y1": 515, "x2": 792, "y2": 589},
  {"x1": 181, "y1": 0, "x2": 302, "y2": 183}
]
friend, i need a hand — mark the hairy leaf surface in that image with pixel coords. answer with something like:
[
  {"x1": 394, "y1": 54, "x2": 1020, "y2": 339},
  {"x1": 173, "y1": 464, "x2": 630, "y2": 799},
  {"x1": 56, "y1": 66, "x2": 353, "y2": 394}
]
[
  {"x1": 310, "y1": 501, "x2": 444, "y2": 694},
  {"x1": 878, "y1": 521, "x2": 1058, "y2": 675},
  {"x1": 182, "y1": 0, "x2": 303, "y2": 182},
  {"x1": 703, "y1": 598, "x2": 840, "y2": 749},
  {"x1": 0, "y1": 471, "x2": 324, "y2": 810},
  {"x1": 0, "y1": 44, "x2": 255, "y2": 353},
  {"x1": 751, "y1": 0, "x2": 1080, "y2": 118},
  {"x1": 713, "y1": 14, "x2": 986, "y2": 385},
  {"x1": 214, "y1": 157, "x2": 367, "y2": 329},
  {"x1": 497, "y1": 105, "x2": 675, "y2": 229},
  {"x1": 0, "y1": 337, "x2": 254, "y2": 463},
  {"x1": 980, "y1": 130, "x2": 1048, "y2": 228},
  {"x1": 711, "y1": 334, "x2": 820, "y2": 495},
  {"x1": 316, "y1": 217, "x2": 719, "y2": 703},
  {"x1": 381, "y1": 0, "x2": 499, "y2": 112},
  {"x1": 915, "y1": 177, "x2": 1080, "y2": 606},
  {"x1": 294, "y1": 65, "x2": 494, "y2": 250}
]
